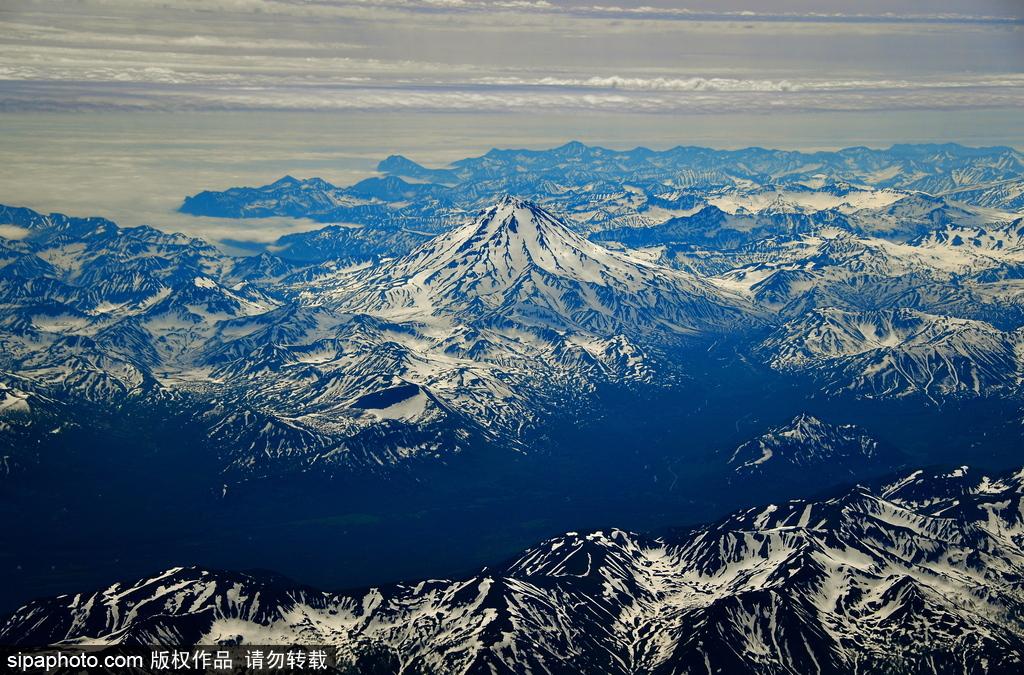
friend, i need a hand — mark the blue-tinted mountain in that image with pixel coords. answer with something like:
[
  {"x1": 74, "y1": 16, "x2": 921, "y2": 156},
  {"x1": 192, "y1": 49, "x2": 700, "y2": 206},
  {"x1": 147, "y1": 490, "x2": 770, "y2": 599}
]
[
  {"x1": 0, "y1": 199, "x2": 760, "y2": 482},
  {"x1": 4, "y1": 141, "x2": 1024, "y2": 486},
  {"x1": 172, "y1": 143, "x2": 1024, "y2": 269},
  {"x1": 5, "y1": 464, "x2": 1024, "y2": 674},
  {"x1": 5, "y1": 182, "x2": 1024, "y2": 484},
  {"x1": 728, "y1": 413, "x2": 898, "y2": 484}
]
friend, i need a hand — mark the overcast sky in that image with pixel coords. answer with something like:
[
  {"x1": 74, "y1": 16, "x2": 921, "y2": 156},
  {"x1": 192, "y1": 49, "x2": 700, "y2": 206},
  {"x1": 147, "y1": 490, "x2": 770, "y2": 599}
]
[
  {"x1": 0, "y1": 0, "x2": 1021, "y2": 242},
  {"x1": 1, "y1": 0, "x2": 1022, "y2": 115}
]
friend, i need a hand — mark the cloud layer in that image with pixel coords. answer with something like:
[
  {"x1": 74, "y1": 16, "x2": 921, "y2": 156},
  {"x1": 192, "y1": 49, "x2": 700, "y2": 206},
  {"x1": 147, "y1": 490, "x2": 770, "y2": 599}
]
[{"x1": 0, "y1": 0, "x2": 1021, "y2": 115}]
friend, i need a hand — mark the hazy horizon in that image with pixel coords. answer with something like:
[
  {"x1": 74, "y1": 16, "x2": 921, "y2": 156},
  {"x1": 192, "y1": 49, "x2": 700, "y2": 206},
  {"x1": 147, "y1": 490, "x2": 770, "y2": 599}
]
[
  {"x1": 1, "y1": 0, "x2": 1022, "y2": 245},
  {"x1": 2, "y1": 109, "x2": 1022, "y2": 249}
]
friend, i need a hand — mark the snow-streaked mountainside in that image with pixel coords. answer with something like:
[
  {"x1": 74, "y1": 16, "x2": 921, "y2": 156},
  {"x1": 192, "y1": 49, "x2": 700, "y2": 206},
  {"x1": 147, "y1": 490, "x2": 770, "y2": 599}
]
[
  {"x1": 5, "y1": 147, "x2": 1024, "y2": 482},
  {"x1": 697, "y1": 221, "x2": 1024, "y2": 327},
  {"x1": 758, "y1": 308, "x2": 1024, "y2": 400},
  {"x1": 2, "y1": 142, "x2": 1024, "y2": 484},
  {"x1": 312, "y1": 197, "x2": 752, "y2": 335},
  {"x1": 5, "y1": 464, "x2": 1024, "y2": 675},
  {"x1": 728, "y1": 413, "x2": 891, "y2": 479},
  {"x1": 180, "y1": 142, "x2": 1023, "y2": 266},
  {"x1": 0, "y1": 198, "x2": 755, "y2": 479}
]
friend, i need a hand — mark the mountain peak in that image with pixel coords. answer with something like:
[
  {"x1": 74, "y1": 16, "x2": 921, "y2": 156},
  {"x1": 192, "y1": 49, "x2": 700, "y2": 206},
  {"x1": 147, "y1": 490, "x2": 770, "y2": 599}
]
[
  {"x1": 488, "y1": 194, "x2": 557, "y2": 219},
  {"x1": 555, "y1": 140, "x2": 589, "y2": 156},
  {"x1": 322, "y1": 195, "x2": 751, "y2": 335},
  {"x1": 452, "y1": 196, "x2": 619, "y2": 282},
  {"x1": 480, "y1": 194, "x2": 562, "y2": 232},
  {"x1": 729, "y1": 413, "x2": 885, "y2": 478},
  {"x1": 494, "y1": 193, "x2": 530, "y2": 208}
]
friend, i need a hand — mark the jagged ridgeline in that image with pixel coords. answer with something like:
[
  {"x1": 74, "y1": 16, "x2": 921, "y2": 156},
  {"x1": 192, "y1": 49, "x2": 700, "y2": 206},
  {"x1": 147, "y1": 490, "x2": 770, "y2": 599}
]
[
  {"x1": 0, "y1": 196, "x2": 763, "y2": 481},
  {"x1": 178, "y1": 142, "x2": 1024, "y2": 270},
  {"x1": 2, "y1": 142, "x2": 1024, "y2": 672},
  {"x1": 4, "y1": 465, "x2": 1024, "y2": 675},
  {"x1": 3, "y1": 151, "x2": 1024, "y2": 483}
]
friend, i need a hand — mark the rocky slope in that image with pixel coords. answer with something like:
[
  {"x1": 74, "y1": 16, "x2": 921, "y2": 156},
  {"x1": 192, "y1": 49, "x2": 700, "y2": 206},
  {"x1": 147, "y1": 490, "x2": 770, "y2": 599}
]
[{"x1": 5, "y1": 465, "x2": 1024, "y2": 674}]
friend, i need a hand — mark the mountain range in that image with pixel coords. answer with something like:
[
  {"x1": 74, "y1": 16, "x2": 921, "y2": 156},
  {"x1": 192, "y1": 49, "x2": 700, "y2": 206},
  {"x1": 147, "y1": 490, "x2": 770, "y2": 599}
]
[
  {"x1": 4, "y1": 464, "x2": 1024, "y2": 675},
  {"x1": 0, "y1": 196, "x2": 760, "y2": 481},
  {"x1": 181, "y1": 142, "x2": 1024, "y2": 267},
  {"x1": 3, "y1": 143, "x2": 1024, "y2": 482},
  {"x1": 3, "y1": 142, "x2": 1024, "y2": 653}
]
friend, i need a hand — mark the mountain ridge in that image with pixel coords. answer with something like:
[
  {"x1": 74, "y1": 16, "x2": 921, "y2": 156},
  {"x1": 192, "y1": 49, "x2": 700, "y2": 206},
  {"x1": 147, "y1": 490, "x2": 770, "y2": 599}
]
[
  {"x1": 175, "y1": 142, "x2": 1024, "y2": 267},
  {"x1": 4, "y1": 464, "x2": 1024, "y2": 674}
]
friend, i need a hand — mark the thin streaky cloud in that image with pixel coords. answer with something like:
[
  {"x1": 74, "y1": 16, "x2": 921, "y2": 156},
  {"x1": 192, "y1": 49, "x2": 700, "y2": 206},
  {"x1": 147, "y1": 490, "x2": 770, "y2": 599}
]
[
  {"x1": 0, "y1": 0, "x2": 1020, "y2": 118},
  {"x1": 2, "y1": 80, "x2": 1021, "y2": 115},
  {"x1": 6, "y1": 0, "x2": 1022, "y2": 24},
  {"x1": 474, "y1": 75, "x2": 1024, "y2": 93}
]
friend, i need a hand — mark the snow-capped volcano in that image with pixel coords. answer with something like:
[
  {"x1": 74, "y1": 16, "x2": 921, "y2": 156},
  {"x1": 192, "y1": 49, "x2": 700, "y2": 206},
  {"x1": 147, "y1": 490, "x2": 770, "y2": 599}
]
[
  {"x1": 0, "y1": 200, "x2": 761, "y2": 481},
  {"x1": 317, "y1": 196, "x2": 753, "y2": 336},
  {"x1": 401, "y1": 195, "x2": 657, "y2": 291}
]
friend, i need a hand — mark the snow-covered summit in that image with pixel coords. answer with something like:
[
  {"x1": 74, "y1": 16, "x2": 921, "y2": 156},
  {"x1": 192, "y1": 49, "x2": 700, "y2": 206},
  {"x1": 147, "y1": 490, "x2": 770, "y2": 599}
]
[
  {"x1": 318, "y1": 196, "x2": 755, "y2": 336},
  {"x1": 410, "y1": 194, "x2": 653, "y2": 289}
]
